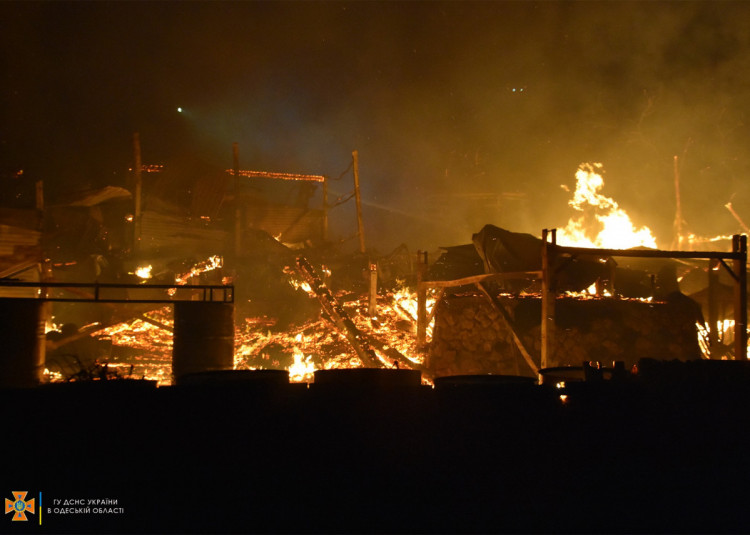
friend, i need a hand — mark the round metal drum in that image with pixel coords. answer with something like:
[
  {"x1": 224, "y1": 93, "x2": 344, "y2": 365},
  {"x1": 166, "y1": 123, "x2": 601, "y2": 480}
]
[
  {"x1": 0, "y1": 298, "x2": 46, "y2": 388},
  {"x1": 434, "y1": 374, "x2": 537, "y2": 388},
  {"x1": 313, "y1": 368, "x2": 421, "y2": 388},
  {"x1": 178, "y1": 369, "x2": 290, "y2": 386}
]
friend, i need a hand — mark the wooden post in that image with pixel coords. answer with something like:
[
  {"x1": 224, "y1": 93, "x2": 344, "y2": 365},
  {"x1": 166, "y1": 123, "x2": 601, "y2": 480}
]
[
  {"x1": 368, "y1": 261, "x2": 378, "y2": 317},
  {"x1": 233, "y1": 142, "x2": 242, "y2": 257},
  {"x1": 322, "y1": 175, "x2": 329, "y2": 242},
  {"x1": 672, "y1": 155, "x2": 684, "y2": 250},
  {"x1": 39, "y1": 259, "x2": 53, "y2": 328},
  {"x1": 352, "y1": 150, "x2": 365, "y2": 254},
  {"x1": 541, "y1": 228, "x2": 556, "y2": 370},
  {"x1": 35, "y1": 180, "x2": 44, "y2": 232},
  {"x1": 416, "y1": 250, "x2": 428, "y2": 348},
  {"x1": 133, "y1": 132, "x2": 142, "y2": 253},
  {"x1": 733, "y1": 234, "x2": 747, "y2": 360},
  {"x1": 707, "y1": 257, "x2": 720, "y2": 353},
  {"x1": 35, "y1": 180, "x2": 44, "y2": 212}
]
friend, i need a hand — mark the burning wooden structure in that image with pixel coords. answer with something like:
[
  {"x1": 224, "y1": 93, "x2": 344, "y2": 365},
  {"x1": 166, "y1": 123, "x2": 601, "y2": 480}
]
[{"x1": 419, "y1": 227, "x2": 748, "y2": 378}]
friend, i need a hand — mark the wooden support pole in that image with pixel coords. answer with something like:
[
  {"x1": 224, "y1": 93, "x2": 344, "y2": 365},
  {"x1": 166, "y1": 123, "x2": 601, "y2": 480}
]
[
  {"x1": 416, "y1": 250, "x2": 428, "y2": 348},
  {"x1": 672, "y1": 155, "x2": 684, "y2": 250},
  {"x1": 708, "y1": 258, "x2": 720, "y2": 353},
  {"x1": 368, "y1": 261, "x2": 378, "y2": 317},
  {"x1": 35, "y1": 180, "x2": 44, "y2": 212},
  {"x1": 35, "y1": 180, "x2": 44, "y2": 232},
  {"x1": 352, "y1": 150, "x2": 366, "y2": 254},
  {"x1": 233, "y1": 142, "x2": 242, "y2": 257},
  {"x1": 733, "y1": 234, "x2": 747, "y2": 360},
  {"x1": 133, "y1": 133, "x2": 143, "y2": 253},
  {"x1": 541, "y1": 228, "x2": 556, "y2": 370}
]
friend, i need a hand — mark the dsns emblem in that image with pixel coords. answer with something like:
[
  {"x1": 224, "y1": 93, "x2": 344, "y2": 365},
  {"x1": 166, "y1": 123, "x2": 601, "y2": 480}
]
[{"x1": 5, "y1": 491, "x2": 35, "y2": 521}]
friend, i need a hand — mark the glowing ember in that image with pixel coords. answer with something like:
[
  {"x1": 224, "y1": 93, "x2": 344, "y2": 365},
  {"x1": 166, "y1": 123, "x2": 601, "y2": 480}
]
[
  {"x1": 227, "y1": 169, "x2": 325, "y2": 183},
  {"x1": 558, "y1": 163, "x2": 657, "y2": 249},
  {"x1": 92, "y1": 306, "x2": 174, "y2": 386}
]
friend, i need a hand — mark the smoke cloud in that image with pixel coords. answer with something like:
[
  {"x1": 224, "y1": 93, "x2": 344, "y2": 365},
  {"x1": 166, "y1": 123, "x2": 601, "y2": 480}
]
[{"x1": 2, "y1": 1, "x2": 750, "y2": 251}]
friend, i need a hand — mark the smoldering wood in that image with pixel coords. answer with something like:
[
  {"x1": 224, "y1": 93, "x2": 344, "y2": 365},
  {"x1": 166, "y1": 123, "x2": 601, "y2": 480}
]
[
  {"x1": 368, "y1": 261, "x2": 377, "y2": 317},
  {"x1": 295, "y1": 256, "x2": 378, "y2": 367}
]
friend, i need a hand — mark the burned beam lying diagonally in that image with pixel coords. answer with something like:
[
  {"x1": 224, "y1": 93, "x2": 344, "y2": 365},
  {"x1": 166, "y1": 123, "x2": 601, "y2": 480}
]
[{"x1": 295, "y1": 256, "x2": 379, "y2": 368}]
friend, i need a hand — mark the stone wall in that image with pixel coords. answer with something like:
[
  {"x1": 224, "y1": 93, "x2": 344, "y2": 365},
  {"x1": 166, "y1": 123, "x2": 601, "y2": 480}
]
[{"x1": 428, "y1": 293, "x2": 704, "y2": 378}]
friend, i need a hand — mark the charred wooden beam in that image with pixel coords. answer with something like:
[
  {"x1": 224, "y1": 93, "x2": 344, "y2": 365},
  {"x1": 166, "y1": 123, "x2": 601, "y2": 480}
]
[
  {"x1": 368, "y1": 261, "x2": 377, "y2": 317},
  {"x1": 474, "y1": 281, "x2": 539, "y2": 375},
  {"x1": 416, "y1": 251, "x2": 428, "y2": 347},
  {"x1": 295, "y1": 256, "x2": 379, "y2": 367}
]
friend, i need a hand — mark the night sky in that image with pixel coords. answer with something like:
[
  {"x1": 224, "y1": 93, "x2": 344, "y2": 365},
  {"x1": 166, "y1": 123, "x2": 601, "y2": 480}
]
[{"x1": 3, "y1": 1, "x2": 750, "y2": 251}]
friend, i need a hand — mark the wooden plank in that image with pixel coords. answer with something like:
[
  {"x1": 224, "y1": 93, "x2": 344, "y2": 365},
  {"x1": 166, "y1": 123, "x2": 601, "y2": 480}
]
[
  {"x1": 553, "y1": 244, "x2": 743, "y2": 261},
  {"x1": 421, "y1": 271, "x2": 542, "y2": 290}
]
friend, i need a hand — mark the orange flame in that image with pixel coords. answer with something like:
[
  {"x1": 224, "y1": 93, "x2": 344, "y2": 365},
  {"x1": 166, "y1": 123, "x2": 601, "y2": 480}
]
[{"x1": 558, "y1": 163, "x2": 657, "y2": 249}]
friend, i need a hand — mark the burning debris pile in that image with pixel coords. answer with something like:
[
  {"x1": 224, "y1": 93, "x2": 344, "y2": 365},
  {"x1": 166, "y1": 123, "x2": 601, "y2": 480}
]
[
  {"x1": 7, "y1": 159, "x2": 748, "y2": 388},
  {"x1": 60, "y1": 243, "x2": 431, "y2": 386}
]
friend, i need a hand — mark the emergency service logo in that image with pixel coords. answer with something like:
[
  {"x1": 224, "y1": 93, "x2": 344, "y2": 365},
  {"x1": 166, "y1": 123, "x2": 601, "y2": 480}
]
[{"x1": 5, "y1": 491, "x2": 35, "y2": 521}]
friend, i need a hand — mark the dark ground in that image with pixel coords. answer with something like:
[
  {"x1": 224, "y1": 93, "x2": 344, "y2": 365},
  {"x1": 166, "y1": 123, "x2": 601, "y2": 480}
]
[{"x1": 3, "y1": 363, "x2": 750, "y2": 534}]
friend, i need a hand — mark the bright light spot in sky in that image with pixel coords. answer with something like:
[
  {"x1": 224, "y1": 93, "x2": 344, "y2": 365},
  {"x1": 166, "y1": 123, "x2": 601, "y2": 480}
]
[{"x1": 177, "y1": 107, "x2": 183, "y2": 113}]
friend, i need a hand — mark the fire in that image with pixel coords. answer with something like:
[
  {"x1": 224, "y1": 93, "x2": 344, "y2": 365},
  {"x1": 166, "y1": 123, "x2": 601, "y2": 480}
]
[
  {"x1": 45, "y1": 256, "x2": 434, "y2": 387},
  {"x1": 288, "y1": 341, "x2": 316, "y2": 383},
  {"x1": 92, "y1": 307, "x2": 174, "y2": 386},
  {"x1": 175, "y1": 255, "x2": 223, "y2": 285},
  {"x1": 134, "y1": 265, "x2": 153, "y2": 279},
  {"x1": 697, "y1": 320, "x2": 750, "y2": 360},
  {"x1": 284, "y1": 267, "x2": 313, "y2": 294},
  {"x1": 558, "y1": 163, "x2": 657, "y2": 249}
]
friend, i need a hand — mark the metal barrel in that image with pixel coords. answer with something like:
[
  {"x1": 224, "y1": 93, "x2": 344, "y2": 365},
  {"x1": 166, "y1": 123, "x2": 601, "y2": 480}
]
[
  {"x1": 172, "y1": 301, "x2": 234, "y2": 384},
  {"x1": 313, "y1": 368, "x2": 422, "y2": 388},
  {"x1": 0, "y1": 298, "x2": 46, "y2": 388}
]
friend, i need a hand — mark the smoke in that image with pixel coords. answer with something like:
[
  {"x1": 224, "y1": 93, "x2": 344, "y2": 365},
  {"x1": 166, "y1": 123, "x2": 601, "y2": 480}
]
[{"x1": 3, "y1": 1, "x2": 750, "y2": 250}]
